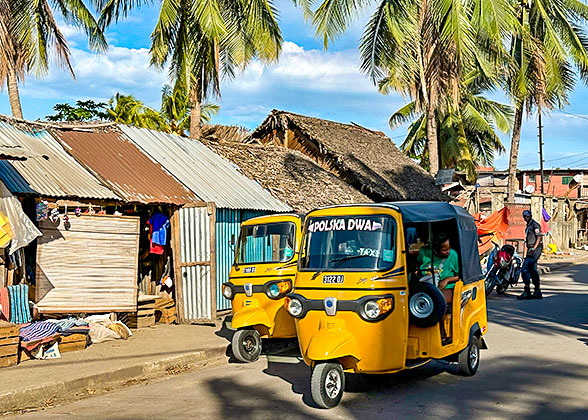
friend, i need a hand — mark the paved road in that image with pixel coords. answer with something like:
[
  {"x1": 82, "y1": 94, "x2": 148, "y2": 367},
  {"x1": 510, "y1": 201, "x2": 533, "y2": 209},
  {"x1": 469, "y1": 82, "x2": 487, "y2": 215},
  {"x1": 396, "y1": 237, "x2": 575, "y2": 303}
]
[{"x1": 15, "y1": 264, "x2": 588, "y2": 419}]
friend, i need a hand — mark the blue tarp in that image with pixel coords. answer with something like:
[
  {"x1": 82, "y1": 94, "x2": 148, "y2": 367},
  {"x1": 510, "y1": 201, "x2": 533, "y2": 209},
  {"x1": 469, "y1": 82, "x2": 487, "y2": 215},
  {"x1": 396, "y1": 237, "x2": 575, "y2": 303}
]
[{"x1": 391, "y1": 202, "x2": 483, "y2": 284}]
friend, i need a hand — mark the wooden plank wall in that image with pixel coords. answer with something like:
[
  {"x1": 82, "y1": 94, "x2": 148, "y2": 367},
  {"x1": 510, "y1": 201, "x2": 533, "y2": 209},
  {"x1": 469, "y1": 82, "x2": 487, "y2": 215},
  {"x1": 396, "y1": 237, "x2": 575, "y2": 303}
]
[{"x1": 35, "y1": 215, "x2": 140, "y2": 313}]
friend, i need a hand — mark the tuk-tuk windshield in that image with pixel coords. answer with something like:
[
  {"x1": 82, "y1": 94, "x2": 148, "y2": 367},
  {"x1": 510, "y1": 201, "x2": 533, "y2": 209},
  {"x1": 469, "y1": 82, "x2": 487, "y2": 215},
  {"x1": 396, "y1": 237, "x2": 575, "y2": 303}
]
[
  {"x1": 300, "y1": 215, "x2": 396, "y2": 271},
  {"x1": 236, "y1": 222, "x2": 296, "y2": 264}
]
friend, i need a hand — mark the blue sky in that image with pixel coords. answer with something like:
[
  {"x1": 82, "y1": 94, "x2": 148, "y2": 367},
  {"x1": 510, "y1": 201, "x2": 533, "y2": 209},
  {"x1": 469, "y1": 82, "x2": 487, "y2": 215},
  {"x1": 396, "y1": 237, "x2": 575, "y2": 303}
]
[{"x1": 1, "y1": 0, "x2": 587, "y2": 170}]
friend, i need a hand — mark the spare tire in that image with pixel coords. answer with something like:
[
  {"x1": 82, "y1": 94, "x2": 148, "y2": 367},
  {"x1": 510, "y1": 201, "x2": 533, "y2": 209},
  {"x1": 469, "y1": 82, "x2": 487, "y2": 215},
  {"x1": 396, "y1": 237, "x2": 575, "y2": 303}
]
[{"x1": 409, "y1": 281, "x2": 447, "y2": 327}]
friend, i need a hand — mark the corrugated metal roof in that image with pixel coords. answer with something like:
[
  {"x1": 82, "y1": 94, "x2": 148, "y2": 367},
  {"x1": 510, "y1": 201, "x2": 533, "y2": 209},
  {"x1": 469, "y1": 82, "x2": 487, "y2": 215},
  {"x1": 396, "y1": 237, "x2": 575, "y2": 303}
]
[
  {"x1": 0, "y1": 122, "x2": 45, "y2": 160},
  {"x1": 52, "y1": 130, "x2": 201, "y2": 205},
  {"x1": 119, "y1": 126, "x2": 291, "y2": 211},
  {"x1": 0, "y1": 123, "x2": 119, "y2": 200}
]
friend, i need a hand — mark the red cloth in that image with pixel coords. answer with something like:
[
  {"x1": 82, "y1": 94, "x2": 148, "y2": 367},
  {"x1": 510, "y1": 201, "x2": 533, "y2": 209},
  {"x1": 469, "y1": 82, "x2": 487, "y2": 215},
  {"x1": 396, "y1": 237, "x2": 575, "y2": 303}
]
[
  {"x1": 0, "y1": 287, "x2": 9, "y2": 321},
  {"x1": 475, "y1": 208, "x2": 510, "y2": 254},
  {"x1": 146, "y1": 220, "x2": 165, "y2": 255}
]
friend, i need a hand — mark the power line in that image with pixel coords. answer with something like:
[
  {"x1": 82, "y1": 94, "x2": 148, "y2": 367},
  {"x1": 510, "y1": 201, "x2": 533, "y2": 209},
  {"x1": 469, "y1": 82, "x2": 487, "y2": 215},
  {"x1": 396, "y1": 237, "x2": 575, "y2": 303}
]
[
  {"x1": 553, "y1": 109, "x2": 588, "y2": 121},
  {"x1": 518, "y1": 151, "x2": 588, "y2": 168}
]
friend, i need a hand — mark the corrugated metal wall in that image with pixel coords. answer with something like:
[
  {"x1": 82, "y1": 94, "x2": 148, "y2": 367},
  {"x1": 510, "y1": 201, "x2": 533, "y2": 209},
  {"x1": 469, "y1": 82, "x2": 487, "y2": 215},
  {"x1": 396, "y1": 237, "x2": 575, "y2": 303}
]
[
  {"x1": 215, "y1": 208, "x2": 268, "y2": 310},
  {"x1": 179, "y1": 206, "x2": 214, "y2": 321}
]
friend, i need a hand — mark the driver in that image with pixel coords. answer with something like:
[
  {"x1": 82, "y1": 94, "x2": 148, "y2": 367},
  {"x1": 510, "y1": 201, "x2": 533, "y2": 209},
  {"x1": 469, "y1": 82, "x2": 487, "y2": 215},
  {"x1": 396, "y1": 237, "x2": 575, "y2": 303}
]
[{"x1": 417, "y1": 235, "x2": 460, "y2": 302}]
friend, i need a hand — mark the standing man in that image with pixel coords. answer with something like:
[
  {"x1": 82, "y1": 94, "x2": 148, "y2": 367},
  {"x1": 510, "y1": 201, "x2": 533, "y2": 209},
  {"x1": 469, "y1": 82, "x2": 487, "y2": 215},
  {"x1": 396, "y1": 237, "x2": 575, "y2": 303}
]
[{"x1": 518, "y1": 210, "x2": 543, "y2": 300}]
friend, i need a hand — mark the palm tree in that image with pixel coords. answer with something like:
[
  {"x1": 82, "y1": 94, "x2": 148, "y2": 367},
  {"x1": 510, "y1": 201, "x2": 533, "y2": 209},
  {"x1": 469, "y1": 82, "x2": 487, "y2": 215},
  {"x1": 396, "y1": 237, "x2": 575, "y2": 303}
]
[
  {"x1": 99, "y1": 1, "x2": 283, "y2": 139},
  {"x1": 160, "y1": 82, "x2": 219, "y2": 136},
  {"x1": 505, "y1": 0, "x2": 588, "y2": 201},
  {"x1": 0, "y1": 0, "x2": 106, "y2": 119},
  {"x1": 389, "y1": 82, "x2": 512, "y2": 181},
  {"x1": 105, "y1": 93, "x2": 165, "y2": 129},
  {"x1": 296, "y1": 0, "x2": 515, "y2": 176}
]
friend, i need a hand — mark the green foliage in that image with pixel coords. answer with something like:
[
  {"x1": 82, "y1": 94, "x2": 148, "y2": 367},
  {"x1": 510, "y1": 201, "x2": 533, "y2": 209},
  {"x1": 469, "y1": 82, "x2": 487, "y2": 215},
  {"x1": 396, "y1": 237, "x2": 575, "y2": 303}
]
[
  {"x1": 392, "y1": 80, "x2": 512, "y2": 182},
  {"x1": 46, "y1": 100, "x2": 108, "y2": 122},
  {"x1": 99, "y1": 0, "x2": 282, "y2": 137},
  {"x1": 104, "y1": 93, "x2": 165, "y2": 130},
  {"x1": 160, "y1": 81, "x2": 219, "y2": 135},
  {"x1": 1, "y1": 0, "x2": 106, "y2": 84}
]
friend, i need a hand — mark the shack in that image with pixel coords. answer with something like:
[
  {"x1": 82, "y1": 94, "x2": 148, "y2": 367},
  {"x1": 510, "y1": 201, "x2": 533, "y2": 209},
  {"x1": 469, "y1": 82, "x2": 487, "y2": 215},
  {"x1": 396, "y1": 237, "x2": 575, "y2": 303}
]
[
  {"x1": 117, "y1": 126, "x2": 292, "y2": 317},
  {"x1": 247, "y1": 110, "x2": 448, "y2": 202}
]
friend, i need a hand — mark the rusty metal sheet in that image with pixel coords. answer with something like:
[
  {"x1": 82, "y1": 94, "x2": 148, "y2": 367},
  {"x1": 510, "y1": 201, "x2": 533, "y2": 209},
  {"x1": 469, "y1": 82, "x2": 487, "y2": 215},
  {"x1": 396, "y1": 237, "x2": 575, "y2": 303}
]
[
  {"x1": 0, "y1": 123, "x2": 119, "y2": 200},
  {"x1": 119, "y1": 125, "x2": 291, "y2": 211},
  {"x1": 52, "y1": 130, "x2": 200, "y2": 205}
]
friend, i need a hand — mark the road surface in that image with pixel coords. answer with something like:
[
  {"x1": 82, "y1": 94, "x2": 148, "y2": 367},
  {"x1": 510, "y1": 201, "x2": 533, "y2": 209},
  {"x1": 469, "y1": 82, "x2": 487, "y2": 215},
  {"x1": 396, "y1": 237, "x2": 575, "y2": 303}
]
[{"x1": 14, "y1": 263, "x2": 588, "y2": 419}]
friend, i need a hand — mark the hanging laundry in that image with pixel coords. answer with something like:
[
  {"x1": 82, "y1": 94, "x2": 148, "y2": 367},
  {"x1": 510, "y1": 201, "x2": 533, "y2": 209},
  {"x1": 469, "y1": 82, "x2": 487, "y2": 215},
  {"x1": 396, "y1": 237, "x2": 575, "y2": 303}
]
[
  {"x1": 148, "y1": 213, "x2": 170, "y2": 246},
  {"x1": 541, "y1": 208, "x2": 551, "y2": 234},
  {"x1": 147, "y1": 213, "x2": 169, "y2": 255},
  {"x1": 0, "y1": 287, "x2": 9, "y2": 321},
  {"x1": 4, "y1": 284, "x2": 32, "y2": 324},
  {"x1": 36, "y1": 201, "x2": 49, "y2": 221}
]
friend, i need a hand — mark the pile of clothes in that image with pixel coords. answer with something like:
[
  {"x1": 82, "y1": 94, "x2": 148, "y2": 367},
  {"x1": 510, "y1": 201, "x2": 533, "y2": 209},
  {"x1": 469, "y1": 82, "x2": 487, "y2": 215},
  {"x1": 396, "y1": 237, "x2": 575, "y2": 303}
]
[{"x1": 0, "y1": 284, "x2": 132, "y2": 360}]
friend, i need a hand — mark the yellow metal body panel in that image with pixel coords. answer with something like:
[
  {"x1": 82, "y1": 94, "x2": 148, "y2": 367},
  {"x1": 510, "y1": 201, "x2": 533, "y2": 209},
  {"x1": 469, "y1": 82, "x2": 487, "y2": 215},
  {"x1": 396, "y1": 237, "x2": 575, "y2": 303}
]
[
  {"x1": 407, "y1": 279, "x2": 488, "y2": 359},
  {"x1": 306, "y1": 319, "x2": 361, "y2": 361},
  {"x1": 229, "y1": 214, "x2": 302, "y2": 339},
  {"x1": 294, "y1": 204, "x2": 488, "y2": 374}
]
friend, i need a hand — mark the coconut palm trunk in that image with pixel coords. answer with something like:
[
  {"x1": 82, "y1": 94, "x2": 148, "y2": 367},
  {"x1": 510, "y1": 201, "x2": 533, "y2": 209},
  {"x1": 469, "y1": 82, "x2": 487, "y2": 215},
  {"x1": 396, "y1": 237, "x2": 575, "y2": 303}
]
[
  {"x1": 6, "y1": 67, "x2": 23, "y2": 119},
  {"x1": 190, "y1": 78, "x2": 202, "y2": 139},
  {"x1": 507, "y1": 104, "x2": 524, "y2": 202},
  {"x1": 426, "y1": 85, "x2": 440, "y2": 176}
]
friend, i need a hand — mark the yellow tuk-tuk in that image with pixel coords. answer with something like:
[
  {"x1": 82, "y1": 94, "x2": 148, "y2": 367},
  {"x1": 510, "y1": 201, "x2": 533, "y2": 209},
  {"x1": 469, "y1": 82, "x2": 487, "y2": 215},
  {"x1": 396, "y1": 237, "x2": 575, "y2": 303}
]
[
  {"x1": 222, "y1": 214, "x2": 303, "y2": 362},
  {"x1": 286, "y1": 203, "x2": 488, "y2": 408}
]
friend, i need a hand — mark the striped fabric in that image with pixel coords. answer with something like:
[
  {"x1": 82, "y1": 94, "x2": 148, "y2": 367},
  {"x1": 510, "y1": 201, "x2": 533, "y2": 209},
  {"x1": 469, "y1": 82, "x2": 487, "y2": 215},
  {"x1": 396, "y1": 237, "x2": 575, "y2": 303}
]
[
  {"x1": 47, "y1": 318, "x2": 89, "y2": 332},
  {"x1": 0, "y1": 287, "x2": 9, "y2": 321},
  {"x1": 8, "y1": 284, "x2": 31, "y2": 324},
  {"x1": 19, "y1": 322, "x2": 60, "y2": 343}
]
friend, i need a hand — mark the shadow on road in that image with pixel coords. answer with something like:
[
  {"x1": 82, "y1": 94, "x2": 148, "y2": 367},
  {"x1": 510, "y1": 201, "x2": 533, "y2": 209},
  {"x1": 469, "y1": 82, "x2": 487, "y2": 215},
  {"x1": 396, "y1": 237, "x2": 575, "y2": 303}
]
[
  {"x1": 487, "y1": 263, "x2": 588, "y2": 340},
  {"x1": 206, "y1": 355, "x2": 588, "y2": 419}
]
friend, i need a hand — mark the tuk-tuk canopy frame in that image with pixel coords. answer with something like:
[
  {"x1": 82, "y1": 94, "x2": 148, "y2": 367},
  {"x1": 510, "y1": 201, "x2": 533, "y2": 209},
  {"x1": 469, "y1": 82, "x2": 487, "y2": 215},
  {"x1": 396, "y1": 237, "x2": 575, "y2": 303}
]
[{"x1": 388, "y1": 202, "x2": 483, "y2": 284}]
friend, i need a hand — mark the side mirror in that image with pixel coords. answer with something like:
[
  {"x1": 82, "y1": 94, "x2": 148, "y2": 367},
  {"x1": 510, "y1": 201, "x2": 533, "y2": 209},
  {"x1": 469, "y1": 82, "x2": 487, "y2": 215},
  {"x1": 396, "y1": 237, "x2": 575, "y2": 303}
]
[{"x1": 230, "y1": 233, "x2": 235, "y2": 246}]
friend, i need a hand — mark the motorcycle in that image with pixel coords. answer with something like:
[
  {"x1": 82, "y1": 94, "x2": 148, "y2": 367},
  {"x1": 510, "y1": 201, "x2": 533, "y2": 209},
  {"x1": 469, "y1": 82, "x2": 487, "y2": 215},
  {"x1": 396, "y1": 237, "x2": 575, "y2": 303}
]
[{"x1": 483, "y1": 243, "x2": 522, "y2": 296}]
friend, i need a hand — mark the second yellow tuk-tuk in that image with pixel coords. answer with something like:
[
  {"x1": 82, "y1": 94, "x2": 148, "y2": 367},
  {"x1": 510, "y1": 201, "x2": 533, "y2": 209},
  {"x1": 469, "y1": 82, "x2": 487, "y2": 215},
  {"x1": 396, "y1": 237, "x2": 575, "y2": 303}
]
[
  {"x1": 222, "y1": 214, "x2": 303, "y2": 363},
  {"x1": 286, "y1": 202, "x2": 488, "y2": 408}
]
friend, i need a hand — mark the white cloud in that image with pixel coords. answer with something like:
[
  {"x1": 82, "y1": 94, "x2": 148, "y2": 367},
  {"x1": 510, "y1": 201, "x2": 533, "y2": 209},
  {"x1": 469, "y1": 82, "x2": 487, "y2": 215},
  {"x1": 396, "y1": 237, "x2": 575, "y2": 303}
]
[
  {"x1": 224, "y1": 41, "x2": 375, "y2": 95},
  {"x1": 16, "y1": 45, "x2": 167, "y2": 109}
]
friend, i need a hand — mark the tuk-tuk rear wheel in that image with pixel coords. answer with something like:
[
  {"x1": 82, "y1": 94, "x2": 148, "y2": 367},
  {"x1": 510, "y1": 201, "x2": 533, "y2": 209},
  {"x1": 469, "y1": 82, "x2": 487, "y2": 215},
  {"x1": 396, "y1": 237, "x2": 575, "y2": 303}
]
[
  {"x1": 311, "y1": 362, "x2": 345, "y2": 409},
  {"x1": 456, "y1": 335, "x2": 480, "y2": 376},
  {"x1": 232, "y1": 329, "x2": 262, "y2": 363}
]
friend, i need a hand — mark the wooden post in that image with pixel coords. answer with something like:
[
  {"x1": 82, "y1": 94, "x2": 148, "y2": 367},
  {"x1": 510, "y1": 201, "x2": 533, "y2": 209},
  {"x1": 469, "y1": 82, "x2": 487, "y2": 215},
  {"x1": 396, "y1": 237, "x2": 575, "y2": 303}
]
[
  {"x1": 207, "y1": 202, "x2": 217, "y2": 321},
  {"x1": 170, "y1": 209, "x2": 185, "y2": 323}
]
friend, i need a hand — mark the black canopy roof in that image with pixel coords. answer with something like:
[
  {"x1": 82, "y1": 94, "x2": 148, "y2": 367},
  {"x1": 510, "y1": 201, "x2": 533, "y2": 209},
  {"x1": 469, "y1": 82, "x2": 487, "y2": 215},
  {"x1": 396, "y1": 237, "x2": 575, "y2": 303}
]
[{"x1": 389, "y1": 202, "x2": 482, "y2": 284}]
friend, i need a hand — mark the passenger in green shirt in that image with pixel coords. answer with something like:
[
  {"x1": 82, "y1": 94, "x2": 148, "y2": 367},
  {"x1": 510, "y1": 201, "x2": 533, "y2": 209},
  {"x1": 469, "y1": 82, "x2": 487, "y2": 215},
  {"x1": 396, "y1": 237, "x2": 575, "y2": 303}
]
[{"x1": 418, "y1": 235, "x2": 460, "y2": 301}]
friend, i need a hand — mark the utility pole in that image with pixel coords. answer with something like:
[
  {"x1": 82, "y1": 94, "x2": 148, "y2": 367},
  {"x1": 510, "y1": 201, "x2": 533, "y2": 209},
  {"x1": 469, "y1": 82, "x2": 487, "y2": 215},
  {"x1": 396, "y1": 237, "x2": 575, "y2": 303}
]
[{"x1": 538, "y1": 111, "x2": 545, "y2": 194}]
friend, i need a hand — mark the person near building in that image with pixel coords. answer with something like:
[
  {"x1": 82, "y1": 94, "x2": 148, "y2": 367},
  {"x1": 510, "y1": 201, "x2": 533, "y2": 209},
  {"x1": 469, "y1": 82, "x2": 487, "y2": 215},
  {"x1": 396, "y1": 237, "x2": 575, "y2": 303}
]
[{"x1": 518, "y1": 210, "x2": 543, "y2": 300}]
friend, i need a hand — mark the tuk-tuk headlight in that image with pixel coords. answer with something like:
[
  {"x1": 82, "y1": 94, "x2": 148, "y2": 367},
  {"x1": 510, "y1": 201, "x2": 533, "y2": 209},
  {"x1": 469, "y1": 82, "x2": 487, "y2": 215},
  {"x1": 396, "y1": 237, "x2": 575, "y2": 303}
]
[
  {"x1": 364, "y1": 301, "x2": 381, "y2": 319},
  {"x1": 286, "y1": 297, "x2": 303, "y2": 317},
  {"x1": 359, "y1": 297, "x2": 394, "y2": 321},
  {"x1": 222, "y1": 283, "x2": 234, "y2": 300},
  {"x1": 265, "y1": 280, "x2": 292, "y2": 299}
]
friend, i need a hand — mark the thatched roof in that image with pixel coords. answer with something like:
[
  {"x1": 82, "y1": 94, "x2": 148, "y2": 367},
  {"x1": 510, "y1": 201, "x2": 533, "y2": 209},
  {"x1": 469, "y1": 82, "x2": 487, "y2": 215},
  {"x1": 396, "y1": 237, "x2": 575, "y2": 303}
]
[
  {"x1": 204, "y1": 141, "x2": 372, "y2": 213},
  {"x1": 249, "y1": 110, "x2": 448, "y2": 202}
]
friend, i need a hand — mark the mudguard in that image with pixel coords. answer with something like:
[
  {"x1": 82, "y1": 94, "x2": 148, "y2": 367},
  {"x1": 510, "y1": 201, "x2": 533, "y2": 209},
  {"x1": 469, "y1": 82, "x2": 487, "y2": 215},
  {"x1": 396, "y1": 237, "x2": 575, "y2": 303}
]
[
  {"x1": 306, "y1": 319, "x2": 361, "y2": 361},
  {"x1": 231, "y1": 299, "x2": 272, "y2": 330}
]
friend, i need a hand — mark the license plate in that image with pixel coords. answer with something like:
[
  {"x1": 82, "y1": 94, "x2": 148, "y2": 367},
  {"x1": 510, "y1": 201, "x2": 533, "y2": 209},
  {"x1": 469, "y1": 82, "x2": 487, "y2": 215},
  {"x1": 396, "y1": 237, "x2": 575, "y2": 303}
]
[{"x1": 323, "y1": 275, "x2": 344, "y2": 284}]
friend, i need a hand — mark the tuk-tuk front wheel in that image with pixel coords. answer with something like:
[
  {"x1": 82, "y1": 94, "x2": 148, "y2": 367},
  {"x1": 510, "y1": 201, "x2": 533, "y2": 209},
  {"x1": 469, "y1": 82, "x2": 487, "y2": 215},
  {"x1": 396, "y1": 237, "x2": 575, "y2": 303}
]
[
  {"x1": 456, "y1": 335, "x2": 480, "y2": 376},
  {"x1": 311, "y1": 362, "x2": 345, "y2": 409},
  {"x1": 232, "y1": 329, "x2": 262, "y2": 363}
]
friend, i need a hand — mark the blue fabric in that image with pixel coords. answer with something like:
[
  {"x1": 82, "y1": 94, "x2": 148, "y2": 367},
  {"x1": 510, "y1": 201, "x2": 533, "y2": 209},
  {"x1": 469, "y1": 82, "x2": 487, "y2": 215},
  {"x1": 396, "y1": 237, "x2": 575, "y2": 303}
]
[
  {"x1": 149, "y1": 213, "x2": 170, "y2": 246},
  {"x1": 390, "y1": 202, "x2": 483, "y2": 284},
  {"x1": 522, "y1": 251, "x2": 541, "y2": 288},
  {"x1": 8, "y1": 284, "x2": 31, "y2": 324},
  {"x1": 19, "y1": 321, "x2": 60, "y2": 343},
  {"x1": 47, "y1": 317, "x2": 89, "y2": 332}
]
